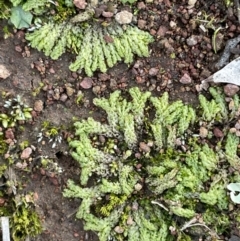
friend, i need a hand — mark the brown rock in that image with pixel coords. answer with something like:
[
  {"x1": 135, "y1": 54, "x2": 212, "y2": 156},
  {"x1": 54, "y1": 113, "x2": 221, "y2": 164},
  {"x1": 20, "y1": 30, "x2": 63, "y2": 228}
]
[
  {"x1": 60, "y1": 93, "x2": 68, "y2": 102},
  {"x1": 73, "y1": 0, "x2": 87, "y2": 9},
  {"x1": 224, "y1": 84, "x2": 239, "y2": 97},
  {"x1": 150, "y1": 29, "x2": 156, "y2": 35},
  {"x1": 49, "y1": 67, "x2": 55, "y2": 74},
  {"x1": 5, "y1": 128, "x2": 15, "y2": 140},
  {"x1": 139, "y1": 142, "x2": 151, "y2": 152},
  {"x1": 65, "y1": 85, "x2": 75, "y2": 96},
  {"x1": 135, "y1": 163, "x2": 142, "y2": 169},
  {"x1": 34, "y1": 100, "x2": 44, "y2": 112},
  {"x1": 80, "y1": 77, "x2": 93, "y2": 89},
  {"x1": 157, "y1": 25, "x2": 167, "y2": 37},
  {"x1": 138, "y1": 19, "x2": 147, "y2": 29},
  {"x1": 102, "y1": 11, "x2": 114, "y2": 18},
  {"x1": 16, "y1": 30, "x2": 25, "y2": 41},
  {"x1": 229, "y1": 24, "x2": 237, "y2": 32},
  {"x1": 15, "y1": 45, "x2": 22, "y2": 52},
  {"x1": 137, "y1": 1, "x2": 146, "y2": 9},
  {"x1": 71, "y1": 73, "x2": 78, "y2": 80},
  {"x1": 213, "y1": 127, "x2": 224, "y2": 138},
  {"x1": 21, "y1": 147, "x2": 32, "y2": 160},
  {"x1": 0, "y1": 65, "x2": 11, "y2": 79},
  {"x1": 136, "y1": 76, "x2": 146, "y2": 84},
  {"x1": 179, "y1": 73, "x2": 192, "y2": 84},
  {"x1": 163, "y1": 39, "x2": 174, "y2": 52},
  {"x1": 149, "y1": 67, "x2": 159, "y2": 76}
]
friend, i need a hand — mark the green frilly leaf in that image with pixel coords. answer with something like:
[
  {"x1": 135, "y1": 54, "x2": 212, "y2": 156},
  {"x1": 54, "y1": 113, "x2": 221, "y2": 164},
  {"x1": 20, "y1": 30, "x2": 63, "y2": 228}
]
[{"x1": 10, "y1": 6, "x2": 33, "y2": 29}]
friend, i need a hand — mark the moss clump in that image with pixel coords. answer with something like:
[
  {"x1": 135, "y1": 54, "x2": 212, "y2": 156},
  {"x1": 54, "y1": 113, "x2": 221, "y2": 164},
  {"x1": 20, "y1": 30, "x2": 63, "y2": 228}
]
[
  {"x1": 0, "y1": 1, "x2": 11, "y2": 19},
  {"x1": 12, "y1": 202, "x2": 42, "y2": 241},
  {"x1": 63, "y1": 87, "x2": 240, "y2": 240},
  {"x1": 6, "y1": 0, "x2": 154, "y2": 76},
  {"x1": 0, "y1": 194, "x2": 42, "y2": 241},
  {"x1": 25, "y1": 22, "x2": 153, "y2": 76},
  {"x1": 53, "y1": 0, "x2": 76, "y2": 22}
]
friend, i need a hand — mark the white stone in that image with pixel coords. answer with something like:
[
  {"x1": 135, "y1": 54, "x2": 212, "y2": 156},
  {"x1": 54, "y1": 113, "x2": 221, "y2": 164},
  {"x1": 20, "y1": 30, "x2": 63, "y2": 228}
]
[
  {"x1": 115, "y1": 11, "x2": 133, "y2": 25},
  {"x1": 188, "y1": 0, "x2": 197, "y2": 7}
]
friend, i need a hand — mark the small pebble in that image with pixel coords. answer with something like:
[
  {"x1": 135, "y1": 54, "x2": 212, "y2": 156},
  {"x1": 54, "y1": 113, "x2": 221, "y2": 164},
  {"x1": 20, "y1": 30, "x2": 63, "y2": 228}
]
[
  {"x1": 137, "y1": 1, "x2": 146, "y2": 9},
  {"x1": 73, "y1": 0, "x2": 87, "y2": 9},
  {"x1": 0, "y1": 64, "x2": 11, "y2": 79},
  {"x1": 102, "y1": 11, "x2": 114, "y2": 18},
  {"x1": 149, "y1": 67, "x2": 159, "y2": 76},
  {"x1": 199, "y1": 126, "x2": 208, "y2": 138},
  {"x1": 139, "y1": 142, "x2": 151, "y2": 152},
  {"x1": 213, "y1": 127, "x2": 223, "y2": 138},
  {"x1": 15, "y1": 45, "x2": 22, "y2": 52},
  {"x1": 114, "y1": 226, "x2": 124, "y2": 234},
  {"x1": 34, "y1": 100, "x2": 44, "y2": 112},
  {"x1": 127, "y1": 216, "x2": 134, "y2": 225},
  {"x1": 92, "y1": 85, "x2": 101, "y2": 95},
  {"x1": 60, "y1": 93, "x2": 68, "y2": 102},
  {"x1": 186, "y1": 35, "x2": 198, "y2": 46},
  {"x1": 138, "y1": 19, "x2": 147, "y2": 29},
  {"x1": 73, "y1": 232, "x2": 79, "y2": 237},
  {"x1": 179, "y1": 73, "x2": 192, "y2": 84},
  {"x1": 65, "y1": 86, "x2": 75, "y2": 96},
  {"x1": 224, "y1": 84, "x2": 239, "y2": 97},
  {"x1": 157, "y1": 25, "x2": 167, "y2": 37},
  {"x1": 80, "y1": 77, "x2": 93, "y2": 89},
  {"x1": 5, "y1": 128, "x2": 15, "y2": 140},
  {"x1": 134, "y1": 183, "x2": 142, "y2": 191},
  {"x1": 115, "y1": 11, "x2": 133, "y2": 24},
  {"x1": 21, "y1": 147, "x2": 32, "y2": 160}
]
